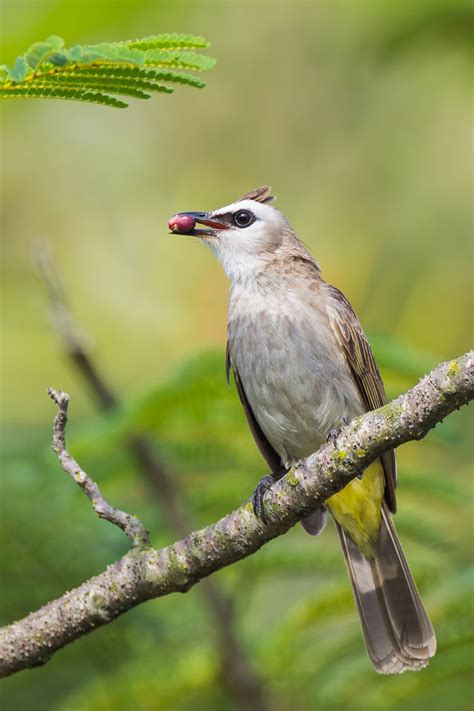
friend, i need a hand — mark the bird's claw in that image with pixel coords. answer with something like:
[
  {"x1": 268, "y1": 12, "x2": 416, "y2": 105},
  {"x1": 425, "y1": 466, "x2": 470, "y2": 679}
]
[
  {"x1": 326, "y1": 427, "x2": 342, "y2": 446},
  {"x1": 251, "y1": 475, "x2": 275, "y2": 523},
  {"x1": 326, "y1": 417, "x2": 350, "y2": 446}
]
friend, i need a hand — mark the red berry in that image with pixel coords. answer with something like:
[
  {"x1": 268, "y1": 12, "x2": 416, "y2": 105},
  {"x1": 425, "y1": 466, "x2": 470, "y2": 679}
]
[{"x1": 168, "y1": 214, "x2": 196, "y2": 234}]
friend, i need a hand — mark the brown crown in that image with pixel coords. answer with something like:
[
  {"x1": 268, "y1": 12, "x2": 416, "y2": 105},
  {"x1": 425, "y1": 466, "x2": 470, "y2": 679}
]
[{"x1": 238, "y1": 186, "x2": 274, "y2": 204}]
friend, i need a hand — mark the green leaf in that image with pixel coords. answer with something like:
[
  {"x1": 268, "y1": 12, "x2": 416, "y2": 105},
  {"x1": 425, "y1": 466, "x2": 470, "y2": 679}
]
[
  {"x1": 66, "y1": 42, "x2": 146, "y2": 65},
  {"x1": 49, "y1": 53, "x2": 68, "y2": 67},
  {"x1": 0, "y1": 84, "x2": 128, "y2": 108},
  {"x1": 66, "y1": 65, "x2": 205, "y2": 88},
  {"x1": 126, "y1": 33, "x2": 210, "y2": 50},
  {"x1": 0, "y1": 33, "x2": 215, "y2": 108},
  {"x1": 143, "y1": 49, "x2": 216, "y2": 71},
  {"x1": 25, "y1": 35, "x2": 65, "y2": 69},
  {"x1": 42, "y1": 73, "x2": 173, "y2": 92},
  {"x1": 42, "y1": 80, "x2": 153, "y2": 100},
  {"x1": 6, "y1": 56, "x2": 27, "y2": 83},
  {"x1": 44, "y1": 35, "x2": 65, "y2": 50},
  {"x1": 147, "y1": 69, "x2": 205, "y2": 88}
]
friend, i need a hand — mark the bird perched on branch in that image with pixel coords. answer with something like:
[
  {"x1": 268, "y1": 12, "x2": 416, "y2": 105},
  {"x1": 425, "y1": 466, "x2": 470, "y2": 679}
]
[{"x1": 169, "y1": 186, "x2": 436, "y2": 674}]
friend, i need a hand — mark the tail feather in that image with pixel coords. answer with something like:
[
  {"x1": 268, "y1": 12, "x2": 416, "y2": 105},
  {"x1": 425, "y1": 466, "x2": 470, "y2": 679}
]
[{"x1": 337, "y1": 506, "x2": 436, "y2": 674}]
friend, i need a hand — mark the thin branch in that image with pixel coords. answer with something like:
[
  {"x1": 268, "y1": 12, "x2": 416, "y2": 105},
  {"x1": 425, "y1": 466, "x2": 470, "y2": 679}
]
[
  {"x1": 35, "y1": 243, "x2": 117, "y2": 409},
  {"x1": 48, "y1": 386, "x2": 150, "y2": 548},
  {"x1": 1, "y1": 350, "x2": 472, "y2": 678}
]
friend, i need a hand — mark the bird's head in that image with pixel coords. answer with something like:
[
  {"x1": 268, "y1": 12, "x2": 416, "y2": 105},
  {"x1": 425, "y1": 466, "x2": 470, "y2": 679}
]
[{"x1": 168, "y1": 186, "x2": 298, "y2": 281}]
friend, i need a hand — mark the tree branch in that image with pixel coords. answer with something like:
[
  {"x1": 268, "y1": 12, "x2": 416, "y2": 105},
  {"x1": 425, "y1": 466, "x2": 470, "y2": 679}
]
[
  {"x1": 48, "y1": 387, "x2": 150, "y2": 548},
  {"x1": 0, "y1": 351, "x2": 472, "y2": 678}
]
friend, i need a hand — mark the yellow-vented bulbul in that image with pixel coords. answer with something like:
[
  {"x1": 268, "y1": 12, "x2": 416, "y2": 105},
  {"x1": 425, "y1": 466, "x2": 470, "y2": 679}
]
[{"x1": 169, "y1": 186, "x2": 436, "y2": 674}]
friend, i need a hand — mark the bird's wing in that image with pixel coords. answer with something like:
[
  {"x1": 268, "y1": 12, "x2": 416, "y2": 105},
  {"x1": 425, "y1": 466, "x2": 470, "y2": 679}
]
[
  {"x1": 226, "y1": 343, "x2": 285, "y2": 476},
  {"x1": 327, "y1": 284, "x2": 397, "y2": 513}
]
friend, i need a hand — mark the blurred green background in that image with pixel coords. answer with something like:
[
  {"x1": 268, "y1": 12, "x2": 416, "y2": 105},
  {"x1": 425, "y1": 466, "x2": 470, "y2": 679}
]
[{"x1": 1, "y1": 1, "x2": 472, "y2": 710}]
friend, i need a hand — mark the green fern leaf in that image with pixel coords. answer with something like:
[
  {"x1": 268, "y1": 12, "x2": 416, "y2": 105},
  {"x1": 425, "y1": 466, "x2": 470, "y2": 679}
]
[
  {"x1": 64, "y1": 66, "x2": 205, "y2": 89},
  {"x1": 66, "y1": 43, "x2": 146, "y2": 65},
  {"x1": 49, "y1": 53, "x2": 69, "y2": 68},
  {"x1": 0, "y1": 33, "x2": 215, "y2": 108},
  {"x1": 145, "y1": 69, "x2": 205, "y2": 88},
  {"x1": 38, "y1": 75, "x2": 174, "y2": 98},
  {"x1": 126, "y1": 33, "x2": 210, "y2": 50},
  {"x1": 2, "y1": 57, "x2": 27, "y2": 83},
  {"x1": 37, "y1": 80, "x2": 154, "y2": 101},
  {"x1": 0, "y1": 84, "x2": 128, "y2": 108},
  {"x1": 25, "y1": 35, "x2": 65, "y2": 69},
  {"x1": 143, "y1": 49, "x2": 216, "y2": 71},
  {"x1": 25, "y1": 79, "x2": 153, "y2": 101}
]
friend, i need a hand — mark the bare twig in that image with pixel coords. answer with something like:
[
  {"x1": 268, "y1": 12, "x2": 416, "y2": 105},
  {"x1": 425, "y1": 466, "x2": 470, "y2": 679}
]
[
  {"x1": 0, "y1": 351, "x2": 472, "y2": 678},
  {"x1": 47, "y1": 387, "x2": 150, "y2": 548}
]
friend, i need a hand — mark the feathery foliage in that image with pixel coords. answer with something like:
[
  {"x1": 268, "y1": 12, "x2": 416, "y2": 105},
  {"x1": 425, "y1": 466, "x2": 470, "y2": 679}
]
[{"x1": 0, "y1": 34, "x2": 215, "y2": 108}]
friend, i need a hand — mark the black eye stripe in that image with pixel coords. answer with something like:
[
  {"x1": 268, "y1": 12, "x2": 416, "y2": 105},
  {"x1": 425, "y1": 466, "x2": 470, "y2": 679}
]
[
  {"x1": 209, "y1": 210, "x2": 257, "y2": 229},
  {"x1": 208, "y1": 212, "x2": 233, "y2": 225}
]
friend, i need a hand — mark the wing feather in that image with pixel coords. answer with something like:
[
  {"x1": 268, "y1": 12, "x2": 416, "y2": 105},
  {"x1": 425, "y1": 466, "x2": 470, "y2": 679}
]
[
  {"x1": 327, "y1": 285, "x2": 397, "y2": 512},
  {"x1": 226, "y1": 344, "x2": 285, "y2": 476}
]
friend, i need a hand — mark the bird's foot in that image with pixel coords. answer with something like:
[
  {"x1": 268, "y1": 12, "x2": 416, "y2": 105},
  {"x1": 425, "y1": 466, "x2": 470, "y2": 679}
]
[
  {"x1": 326, "y1": 417, "x2": 350, "y2": 446},
  {"x1": 252, "y1": 475, "x2": 275, "y2": 523},
  {"x1": 252, "y1": 468, "x2": 287, "y2": 523},
  {"x1": 326, "y1": 427, "x2": 341, "y2": 446}
]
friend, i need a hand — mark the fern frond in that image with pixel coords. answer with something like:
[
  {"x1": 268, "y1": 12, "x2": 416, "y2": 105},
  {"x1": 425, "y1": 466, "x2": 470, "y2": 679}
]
[
  {"x1": 23, "y1": 80, "x2": 156, "y2": 102},
  {"x1": 126, "y1": 33, "x2": 210, "y2": 50},
  {"x1": 0, "y1": 84, "x2": 128, "y2": 108},
  {"x1": 143, "y1": 49, "x2": 216, "y2": 71},
  {"x1": 65, "y1": 43, "x2": 146, "y2": 66},
  {"x1": 81, "y1": 67, "x2": 205, "y2": 89},
  {"x1": 0, "y1": 57, "x2": 27, "y2": 83},
  {"x1": 0, "y1": 33, "x2": 215, "y2": 108},
  {"x1": 27, "y1": 65, "x2": 204, "y2": 89},
  {"x1": 38, "y1": 73, "x2": 174, "y2": 96},
  {"x1": 148, "y1": 69, "x2": 205, "y2": 88},
  {"x1": 24, "y1": 35, "x2": 65, "y2": 69}
]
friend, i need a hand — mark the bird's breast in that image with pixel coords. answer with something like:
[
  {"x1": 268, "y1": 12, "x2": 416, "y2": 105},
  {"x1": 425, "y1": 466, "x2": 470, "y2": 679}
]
[{"x1": 228, "y1": 287, "x2": 364, "y2": 467}]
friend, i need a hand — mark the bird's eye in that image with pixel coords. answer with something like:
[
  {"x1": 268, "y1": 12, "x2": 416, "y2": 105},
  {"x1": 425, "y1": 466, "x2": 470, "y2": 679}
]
[{"x1": 233, "y1": 210, "x2": 254, "y2": 228}]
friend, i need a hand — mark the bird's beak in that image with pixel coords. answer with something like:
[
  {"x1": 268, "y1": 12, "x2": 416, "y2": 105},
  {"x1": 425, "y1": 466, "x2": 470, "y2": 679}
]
[{"x1": 168, "y1": 211, "x2": 229, "y2": 237}]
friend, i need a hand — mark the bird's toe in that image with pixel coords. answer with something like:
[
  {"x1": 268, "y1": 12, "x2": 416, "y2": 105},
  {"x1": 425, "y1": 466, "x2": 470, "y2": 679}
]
[{"x1": 251, "y1": 475, "x2": 275, "y2": 523}]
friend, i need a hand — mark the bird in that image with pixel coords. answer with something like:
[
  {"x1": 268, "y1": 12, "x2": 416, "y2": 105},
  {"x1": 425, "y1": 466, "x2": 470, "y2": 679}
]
[{"x1": 168, "y1": 185, "x2": 436, "y2": 674}]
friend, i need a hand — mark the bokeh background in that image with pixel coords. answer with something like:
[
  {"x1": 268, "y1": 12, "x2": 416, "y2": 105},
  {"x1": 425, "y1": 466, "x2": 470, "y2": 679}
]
[{"x1": 1, "y1": 1, "x2": 472, "y2": 710}]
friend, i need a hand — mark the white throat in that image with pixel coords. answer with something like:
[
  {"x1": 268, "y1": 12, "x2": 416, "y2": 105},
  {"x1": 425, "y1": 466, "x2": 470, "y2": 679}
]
[{"x1": 205, "y1": 236, "x2": 268, "y2": 285}]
